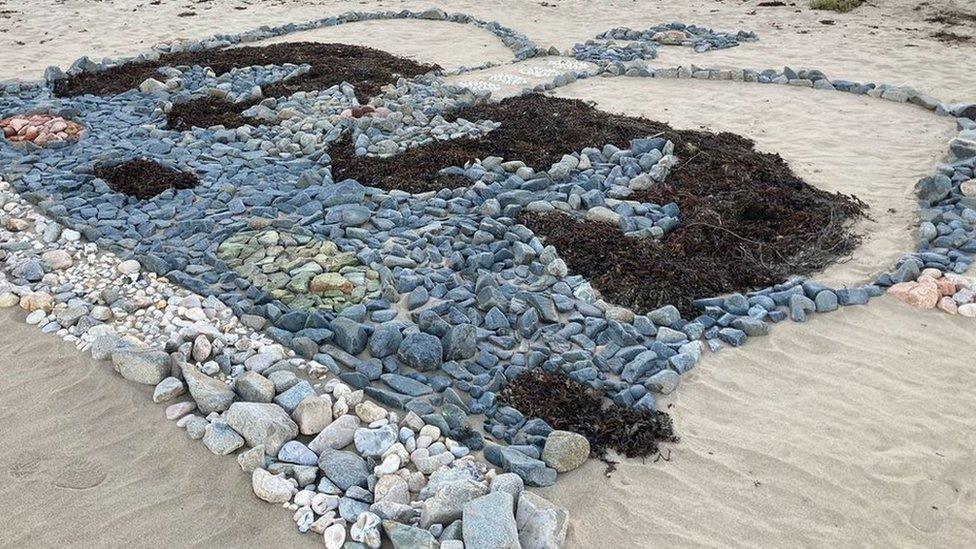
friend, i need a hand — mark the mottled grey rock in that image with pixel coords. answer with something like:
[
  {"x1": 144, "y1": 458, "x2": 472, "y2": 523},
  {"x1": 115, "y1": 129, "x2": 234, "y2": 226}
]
[
  {"x1": 238, "y1": 444, "x2": 266, "y2": 473},
  {"x1": 489, "y1": 473, "x2": 524, "y2": 507},
  {"x1": 111, "y1": 347, "x2": 170, "y2": 385},
  {"x1": 234, "y1": 371, "x2": 275, "y2": 402},
  {"x1": 308, "y1": 414, "x2": 360, "y2": 453},
  {"x1": 183, "y1": 363, "x2": 235, "y2": 413},
  {"x1": 644, "y1": 369, "x2": 680, "y2": 395},
  {"x1": 225, "y1": 402, "x2": 299, "y2": 455},
  {"x1": 516, "y1": 491, "x2": 569, "y2": 549},
  {"x1": 421, "y1": 479, "x2": 489, "y2": 527},
  {"x1": 274, "y1": 379, "x2": 316, "y2": 413},
  {"x1": 541, "y1": 430, "x2": 589, "y2": 473},
  {"x1": 463, "y1": 492, "x2": 520, "y2": 549},
  {"x1": 184, "y1": 415, "x2": 208, "y2": 440},
  {"x1": 332, "y1": 317, "x2": 368, "y2": 355},
  {"x1": 353, "y1": 424, "x2": 398, "y2": 457},
  {"x1": 382, "y1": 520, "x2": 438, "y2": 549},
  {"x1": 397, "y1": 332, "x2": 443, "y2": 371},
  {"x1": 202, "y1": 420, "x2": 245, "y2": 455},
  {"x1": 647, "y1": 304, "x2": 680, "y2": 326},
  {"x1": 318, "y1": 449, "x2": 369, "y2": 491},
  {"x1": 443, "y1": 323, "x2": 477, "y2": 361},
  {"x1": 369, "y1": 322, "x2": 402, "y2": 358},
  {"x1": 494, "y1": 446, "x2": 556, "y2": 487},
  {"x1": 277, "y1": 440, "x2": 318, "y2": 466},
  {"x1": 152, "y1": 377, "x2": 186, "y2": 403},
  {"x1": 292, "y1": 395, "x2": 333, "y2": 435}
]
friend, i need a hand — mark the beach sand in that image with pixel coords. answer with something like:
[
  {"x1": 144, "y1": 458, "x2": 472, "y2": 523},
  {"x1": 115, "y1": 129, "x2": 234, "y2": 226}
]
[
  {"x1": 1, "y1": 0, "x2": 974, "y2": 547},
  {"x1": 0, "y1": 309, "x2": 317, "y2": 548}
]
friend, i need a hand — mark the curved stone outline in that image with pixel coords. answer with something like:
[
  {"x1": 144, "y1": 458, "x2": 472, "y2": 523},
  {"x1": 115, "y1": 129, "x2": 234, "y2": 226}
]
[
  {"x1": 35, "y1": 8, "x2": 553, "y2": 91},
  {"x1": 572, "y1": 22, "x2": 759, "y2": 63}
]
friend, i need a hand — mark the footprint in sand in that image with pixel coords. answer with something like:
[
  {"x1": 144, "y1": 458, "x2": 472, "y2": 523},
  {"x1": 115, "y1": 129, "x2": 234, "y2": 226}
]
[
  {"x1": 8, "y1": 458, "x2": 42, "y2": 480},
  {"x1": 909, "y1": 479, "x2": 959, "y2": 532},
  {"x1": 7, "y1": 450, "x2": 49, "y2": 481},
  {"x1": 51, "y1": 457, "x2": 107, "y2": 490}
]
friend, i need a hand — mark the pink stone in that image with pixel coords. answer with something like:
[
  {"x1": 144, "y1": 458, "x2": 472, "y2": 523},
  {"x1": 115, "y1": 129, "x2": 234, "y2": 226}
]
[
  {"x1": 887, "y1": 282, "x2": 915, "y2": 301},
  {"x1": 920, "y1": 268, "x2": 942, "y2": 279},
  {"x1": 889, "y1": 280, "x2": 940, "y2": 309},
  {"x1": 1, "y1": 114, "x2": 83, "y2": 145},
  {"x1": 938, "y1": 296, "x2": 958, "y2": 314},
  {"x1": 958, "y1": 303, "x2": 976, "y2": 318}
]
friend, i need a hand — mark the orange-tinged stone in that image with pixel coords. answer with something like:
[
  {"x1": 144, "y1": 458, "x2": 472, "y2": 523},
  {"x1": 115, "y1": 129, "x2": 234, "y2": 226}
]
[
  {"x1": 936, "y1": 277, "x2": 957, "y2": 296},
  {"x1": 889, "y1": 281, "x2": 940, "y2": 309}
]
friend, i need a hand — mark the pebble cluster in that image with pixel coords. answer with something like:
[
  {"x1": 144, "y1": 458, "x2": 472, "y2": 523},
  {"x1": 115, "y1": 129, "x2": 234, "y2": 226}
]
[
  {"x1": 572, "y1": 22, "x2": 758, "y2": 63},
  {"x1": 0, "y1": 113, "x2": 84, "y2": 146},
  {"x1": 216, "y1": 229, "x2": 381, "y2": 314}
]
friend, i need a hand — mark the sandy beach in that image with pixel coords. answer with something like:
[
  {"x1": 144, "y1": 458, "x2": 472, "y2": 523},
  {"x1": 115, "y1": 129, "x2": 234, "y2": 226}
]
[
  {"x1": 0, "y1": 309, "x2": 316, "y2": 548},
  {"x1": 1, "y1": 0, "x2": 974, "y2": 547}
]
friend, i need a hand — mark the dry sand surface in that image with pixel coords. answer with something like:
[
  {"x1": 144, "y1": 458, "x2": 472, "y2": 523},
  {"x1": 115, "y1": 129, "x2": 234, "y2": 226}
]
[
  {"x1": 1, "y1": 0, "x2": 975, "y2": 547},
  {"x1": 241, "y1": 19, "x2": 516, "y2": 72},
  {"x1": 0, "y1": 310, "x2": 317, "y2": 548},
  {"x1": 546, "y1": 299, "x2": 976, "y2": 548}
]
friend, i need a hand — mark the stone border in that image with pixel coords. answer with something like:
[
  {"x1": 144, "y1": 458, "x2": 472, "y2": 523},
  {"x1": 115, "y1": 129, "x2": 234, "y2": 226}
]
[{"x1": 0, "y1": 179, "x2": 570, "y2": 548}]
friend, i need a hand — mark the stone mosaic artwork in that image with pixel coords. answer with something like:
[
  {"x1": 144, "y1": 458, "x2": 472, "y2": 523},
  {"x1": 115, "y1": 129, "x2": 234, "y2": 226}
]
[{"x1": 1, "y1": 7, "x2": 975, "y2": 549}]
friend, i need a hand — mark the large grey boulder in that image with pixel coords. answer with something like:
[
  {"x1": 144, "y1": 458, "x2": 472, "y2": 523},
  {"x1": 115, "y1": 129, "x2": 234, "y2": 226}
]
[
  {"x1": 420, "y1": 479, "x2": 489, "y2": 527},
  {"x1": 516, "y1": 491, "x2": 569, "y2": 549},
  {"x1": 383, "y1": 520, "x2": 438, "y2": 549},
  {"x1": 111, "y1": 347, "x2": 170, "y2": 385},
  {"x1": 463, "y1": 491, "x2": 521, "y2": 549},
  {"x1": 183, "y1": 363, "x2": 235, "y2": 414},
  {"x1": 225, "y1": 402, "x2": 298, "y2": 455},
  {"x1": 234, "y1": 371, "x2": 275, "y2": 403}
]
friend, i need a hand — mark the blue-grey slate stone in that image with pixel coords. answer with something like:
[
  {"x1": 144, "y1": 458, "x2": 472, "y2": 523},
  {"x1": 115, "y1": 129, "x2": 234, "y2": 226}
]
[
  {"x1": 331, "y1": 317, "x2": 367, "y2": 355},
  {"x1": 397, "y1": 332, "x2": 443, "y2": 372},
  {"x1": 318, "y1": 449, "x2": 369, "y2": 491}
]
